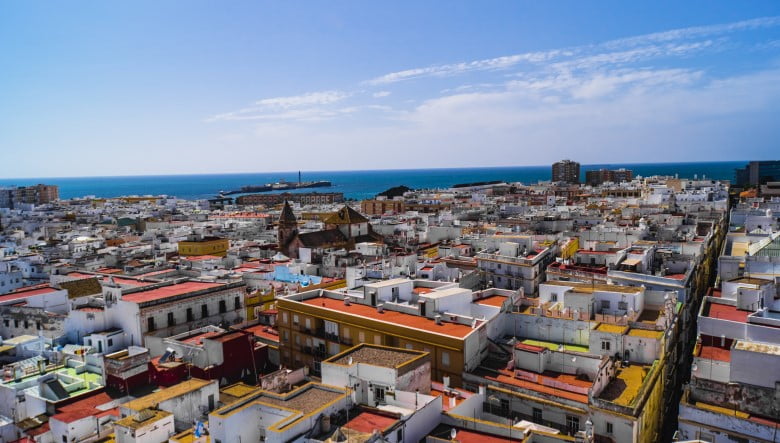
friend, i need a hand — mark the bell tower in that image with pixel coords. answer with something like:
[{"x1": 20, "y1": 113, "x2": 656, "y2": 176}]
[{"x1": 277, "y1": 200, "x2": 298, "y2": 254}]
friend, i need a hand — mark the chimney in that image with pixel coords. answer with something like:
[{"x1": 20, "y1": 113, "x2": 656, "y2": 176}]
[
  {"x1": 344, "y1": 297, "x2": 351, "y2": 306},
  {"x1": 377, "y1": 303, "x2": 384, "y2": 314},
  {"x1": 435, "y1": 314, "x2": 442, "y2": 325}
]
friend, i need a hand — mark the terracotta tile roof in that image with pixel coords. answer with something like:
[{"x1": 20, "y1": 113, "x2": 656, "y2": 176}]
[
  {"x1": 59, "y1": 277, "x2": 103, "y2": 298},
  {"x1": 344, "y1": 410, "x2": 398, "y2": 434},
  {"x1": 301, "y1": 297, "x2": 477, "y2": 338},
  {"x1": 120, "y1": 281, "x2": 223, "y2": 304},
  {"x1": 323, "y1": 205, "x2": 368, "y2": 225}
]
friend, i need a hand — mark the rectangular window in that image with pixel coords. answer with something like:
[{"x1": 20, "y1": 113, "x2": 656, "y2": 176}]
[
  {"x1": 324, "y1": 320, "x2": 339, "y2": 336},
  {"x1": 202, "y1": 304, "x2": 208, "y2": 318},
  {"x1": 187, "y1": 308, "x2": 194, "y2": 322},
  {"x1": 293, "y1": 314, "x2": 299, "y2": 325},
  {"x1": 606, "y1": 422, "x2": 613, "y2": 434},
  {"x1": 282, "y1": 312, "x2": 288, "y2": 324},
  {"x1": 533, "y1": 408, "x2": 543, "y2": 423},
  {"x1": 566, "y1": 416, "x2": 580, "y2": 434},
  {"x1": 108, "y1": 338, "x2": 113, "y2": 346},
  {"x1": 442, "y1": 351, "x2": 450, "y2": 367},
  {"x1": 36, "y1": 321, "x2": 42, "y2": 330},
  {"x1": 234, "y1": 297, "x2": 240, "y2": 310},
  {"x1": 219, "y1": 300, "x2": 227, "y2": 314},
  {"x1": 343, "y1": 327, "x2": 350, "y2": 339},
  {"x1": 3, "y1": 319, "x2": 8, "y2": 327},
  {"x1": 24, "y1": 320, "x2": 29, "y2": 329},
  {"x1": 601, "y1": 300, "x2": 610, "y2": 310},
  {"x1": 167, "y1": 312, "x2": 175, "y2": 327},
  {"x1": 550, "y1": 293, "x2": 558, "y2": 302},
  {"x1": 601, "y1": 341, "x2": 611, "y2": 351},
  {"x1": 358, "y1": 331, "x2": 365, "y2": 342},
  {"x1": 618, "y1": 301, "x2": 628, "y2": 311},
  {"x1": 148, "y1": 317, "x2": 156, "y2": 332},
  {"x1": 305, "y1": 318, "x2": 311, "y2": 329}
]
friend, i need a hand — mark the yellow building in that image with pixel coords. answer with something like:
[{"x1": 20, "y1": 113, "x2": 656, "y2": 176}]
[
  {"x1": 178, "y1": 237, "x2": 229, "y2": 257},
  {"x1": 276, "y1": 280, "x2": 510, "y2": 387}
]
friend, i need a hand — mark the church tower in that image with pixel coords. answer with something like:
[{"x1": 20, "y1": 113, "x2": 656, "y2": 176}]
[{"x1": 277, "y1": 200, "x2": 298, "y2": 255}]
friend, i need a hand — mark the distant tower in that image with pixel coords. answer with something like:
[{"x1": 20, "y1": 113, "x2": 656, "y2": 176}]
[
  {"x1": 552, "y1": 159, "x2": 580, "y2": 184},
  {"x1": 277, "y1": 200, "x2": 298, "y2": 256},
  {"x1": 298, "y1": 170, "x2": 301, "y2": 184}
]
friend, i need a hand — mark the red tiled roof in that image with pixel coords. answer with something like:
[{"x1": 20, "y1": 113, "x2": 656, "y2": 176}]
[
  {"x1": 0, "y1": 285, "x2": 58, "y2": 302},
  {"x1": 476, "y1": 368, "x2": 589, "y2": 404},
  {"x1": 699, "y1": 345, "x2": 731, "y2": 362},
  {"x1": 301, "y1": 297, "x2": 478, "y2": 338},
  {"x1": 474, "y1": 295, "x2": 508, "y2": 308},
  {"x1": 344, "y1": 411, "x2": 398, "y2": 434},
  {"x1": 121, "y1": 281, "x2": 223, "y2": 303},
  {"x1": 181, "y1": 331, "x2": 222, "y2": 345},
  {"x1": 706, "y1": 303, "x2": 749, "y2": 323},
  {"x1": 51, "y1": 391, "x2": 115, "y2": 424},
  {"x1": 245, "y1": 325, "x2": 280, "y2": 342}
]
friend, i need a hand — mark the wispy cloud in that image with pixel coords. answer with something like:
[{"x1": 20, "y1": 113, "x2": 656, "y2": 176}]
[
  {"x1": 207, "y1": 14, "x2": 780, "y2": 138},
  {"x1": 254, "y1": 90, "x2": 348, "y2": 108},
  {"x1": 364, "y1": 16, "x2": 779, "y2": 85},
  {"x1": 207, "y1": 90, "x2": 349, "y2": 122}
]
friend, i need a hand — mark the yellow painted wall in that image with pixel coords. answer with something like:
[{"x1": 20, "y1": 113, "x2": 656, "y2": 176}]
[
  {"x1": 561, "y1": 237, "x2": 579, "y2": 259},
  {"x1": 178, "y1": 238, "x2": 229, "y2": 257}
]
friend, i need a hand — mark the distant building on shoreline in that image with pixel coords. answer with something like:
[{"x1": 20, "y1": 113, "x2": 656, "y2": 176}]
[
  {"x1": 734, "y1": 160, "x2": 780, "y2": 187},
  {"x1": 552, "y1": 159, "x2": 580, "y2": 184},
  {"x1": 0, "y1": 184, "x2": 58, "y2": 208},
  {"x1": 585, "y1": 168, "x2": 633, "y2": 186},
  {"x1": 236, "y1": 192, "x2": 343, "y2": 206}
]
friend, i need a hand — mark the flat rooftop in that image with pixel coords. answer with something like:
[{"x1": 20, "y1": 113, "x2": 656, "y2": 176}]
[
  {"x1": 704, "y1": 302, "x2": 749, "y2": 323},
  {"x1": 473, "y1": 358, "x2": 590, "y2": 404},
  {"x1": 474, "y1": 294, "x2": 509, "y2": 307},
  {"x1": 329, "y1": 345, "x2": 426, "y2": 368},
  {"x1": 123, "y1": 378, "x2": 213, "y2": 411},
  {"x1": 300, "y1": 297, "x2": 478, "y2": 338},
  {"x1": 115, "y1": 409, "x2": 172, "y2": 430},
  {"x1": 597, "y1": 364, "x2": 650, "y2": 407},
  {"x1": 543, "y1": 280, "x2": 642, "y2": 294},
  {"x1": 254, "y1": 385, "x2": 344, "y2": 415},
  {"x1": 343, "y1": 410, "x2": 399, "y2": 434},
  {"x1": 121, "y1": 281, "x2": 224, "y2": 304}
]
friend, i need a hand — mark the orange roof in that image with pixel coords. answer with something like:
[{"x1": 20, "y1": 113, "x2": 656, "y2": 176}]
[
  {"x1": 475, "y1": 368, "x2": 589, "y2": 404},
  {"x1": 121, "y1": 281, "x2": 223, "y2": 303},
  {"x1": 301, "y1": 297, "x2": 477, "y2": 338},
  {"x1": 474, "y1": 295, "x2": 508, "y2": 307},
  {"x1": 344, "y1": 411, "x2": 398, "y2": 434}
]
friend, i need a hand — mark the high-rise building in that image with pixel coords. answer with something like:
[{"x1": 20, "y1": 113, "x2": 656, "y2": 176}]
[
  {"x1": 0, "y1": 184, "x2": 58, "y2": 208},
  {"x1": 734, "y1": 160, "x2": 780, "y2": 186},
  {"x1": 585, "y1": 168, "x2": 633, "y2": 186},
  {"x1": 552, "y1": 159, "x2": 580, "y2": 184}
]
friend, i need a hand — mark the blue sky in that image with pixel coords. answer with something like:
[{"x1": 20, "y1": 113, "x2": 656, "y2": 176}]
[{"x1": 1, "y1": 1, "x2": 779, "y2": 178}]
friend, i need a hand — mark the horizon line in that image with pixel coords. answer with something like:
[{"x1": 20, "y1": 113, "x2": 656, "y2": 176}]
[{"x1": 0, "y1": 159, "x2": 755, "y2": 182}]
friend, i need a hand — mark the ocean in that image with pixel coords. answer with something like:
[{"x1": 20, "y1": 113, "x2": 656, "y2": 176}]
[{"x1": 0, "y1": 162, "x2": 746, "y2": 201}]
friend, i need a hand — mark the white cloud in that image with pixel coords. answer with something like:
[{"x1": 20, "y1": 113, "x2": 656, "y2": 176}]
[
  {"x1": 372, "y1": 91, "x2": 391, "y2": 98},
  {"x1": 365, "y1": 16, "x2": 778, "y2": 85},
  {"x1": 254, "y1": 90, "x2": 348, "y2": 108}
]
